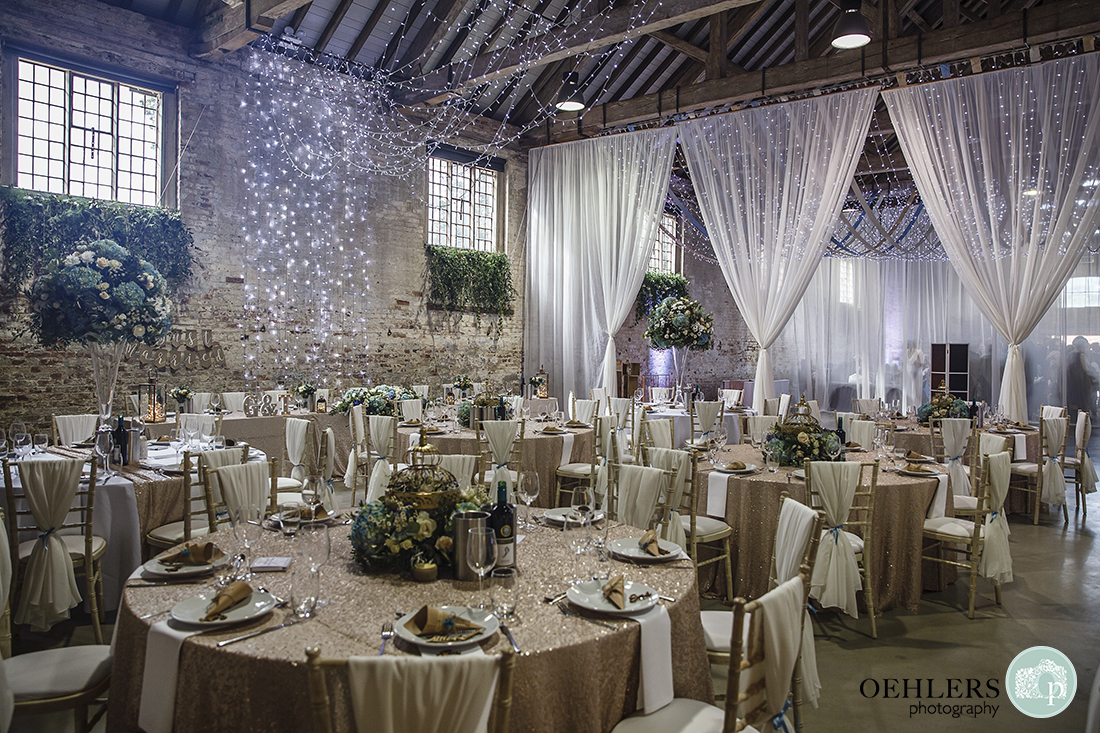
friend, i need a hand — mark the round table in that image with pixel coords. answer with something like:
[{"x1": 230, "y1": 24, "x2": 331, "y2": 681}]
[
  {"x1": 642, "y1": 407, "x2": 748, "y2": 447},
  {"x1": 396, "y1": 424, "x2": 595, "y2": 509},
  {"x1": 108, "y1": 525, "x2": 713, "y2": 733}
]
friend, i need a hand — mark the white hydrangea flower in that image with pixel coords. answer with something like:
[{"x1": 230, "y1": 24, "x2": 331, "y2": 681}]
[
  {"x1": 98, "y1": 291, "x2": 110, "y2": 300},
  {"x1": 132, "y1": 325, "x2": 146, "y2": 338},
  {"x1": 80, "y1": 251, "x2": 95, "y2": 263}
]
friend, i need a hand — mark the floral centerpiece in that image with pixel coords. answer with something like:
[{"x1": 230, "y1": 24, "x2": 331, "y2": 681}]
[
  {"x1": 643, "y1": 297, "x2": 714, "y2": 393},
  {"x1": 169, "y1": 385, "x2": 194, "y2": 408},
  {"x1": 916, "y1": 390, "x2": 970, "y2": 426},
  {"x1": 329, "y1": 385, "x2": 419, "y2": 416},
  {"x1": 30, "y1": 239, "x2": 172, "y2": 422},
  {"x1": 453, "y1": 375, "x2": 473, "y2": 391},
  {"x1": 762, "y1": 396, "x2": 842, "y2": 466},
  {"x1": 528, "y1": 368, "x2": 548, "y2": 399},
  {"x1": 294, "y1": 382, "x2": 317, "y2": 399}
]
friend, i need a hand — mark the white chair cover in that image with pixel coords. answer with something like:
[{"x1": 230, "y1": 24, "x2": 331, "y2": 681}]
[
  {"x1": 979, "y1": 451, "x2": 1013, "y2": 585},
  {"x1": 1040, "y1": 417, "x2": 1068, "y2": 507},
  {"x1": 807, "y1": 399, "x2": 822, "y2": 422},
  {"x1": 747, "y1": 416, "x2": 780, "y2": 444},
  {"x1": 755, "y1": 576, "x2": 805, "y2": 720},
  {"x1": 507, "y1": 396, "x2": 524, "y2": 416},
  {"x1": 808, "y1": 461, "x2": 862, "y2": 619},
  {"x1": 412, "y1": 385, "x2": 429, "y2": 399},
  {"x1": 940, "y1": 418, "x2": 971, "y2": 497},
  {"x1": 694, "y1": 401, "x2": 722, "y2": 437},
  {"x1": 482, "y1": 420, "x2": 519, "y2": 495},
  {"x1": 718, "y1": 389, "x2": 741, "y2": 408},
  {"x1": 366, "y1": 416, "x2": 398, "y2": 503},
  {"x1": 651, "y1": 387, "x2": 672, "y2": 403},
  {"x1": 608, "y1": 398, "x2": 631, "y2": 429},
  {"x1": 53, "y1": 415, "x2": 99, "y2": 446},
  {"x1": 1077, "y1": 413, "x2": 1098, "y2": 495},
  {"x1": 191, "y1": 392, "x2": 212, "y2": 413},
  {"x1": 647, "y1": 419, "x2": 673, "y2": 450},
  {"x1": 573, "y1": 400, "x2": 598, "y2": 425},
  {"x1": 203, "y1": 446, "x2": 246, "y2": 506},
  {"x1": 777, "y1": 394, "x2": 791, "y2": 420},
  {"x1": 835, "y1": 411, "x2": 860, "y2": 430},
  {"x1": 763, "y1": 398, "x2": 780, "y2": 416},
  {"x1": 437, "y1": 455, "x2": 479, "y2": 491},
  {"x1": 978, "y1": 432, "x2": 1009, "y2": 457},
  {"x1": 344, "y1": 404, "x2": 368, "y2": 488},
  {"x1": 646, "y1": 447, "x2": 689, "y2": 548},
  {"x1": 854, "y1": 398, "x2": 880, "y2": 415},
  {"x1": 616, "y1": 465, "x2": 668, "y2": 532},
  {"x1": 1042, "y1": 405, "x2": 1066, "y2": 419},
  {"x1": 848, "y1": 420, "x2": 876, "y2": 451},
  {"x1": 221, "y1": 392, "x2": 246, "y2": 412},
  {"x1": 399, "y1": 400, "x2": 423, "y2": 423},
  {"x1": 590, "y1": 387, "x2": 607, "y2": 409},
  {"x1": 285, "y1": 417, "x2": 311, "y2": 484},
  {"x1": 13, "y1": 459, "x2": 84, "y2": 632},
  {"x1": 346, "y1": 653, "x2": 499, "y2": 733},
  {"x1": 773, "y1": 498, "x2": 821, "y2": 708},
  {"x1": 217, "y1": 461, "x2": 269, "y2": 517}
]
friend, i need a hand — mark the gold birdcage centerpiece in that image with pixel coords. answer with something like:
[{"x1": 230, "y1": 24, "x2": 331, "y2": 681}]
[
  {"x1": 782, "y1": 394, "x2": 821, "y2": 430},
  {"x1": 385, "y1": 427, "x2": 460, "y2": 510}
]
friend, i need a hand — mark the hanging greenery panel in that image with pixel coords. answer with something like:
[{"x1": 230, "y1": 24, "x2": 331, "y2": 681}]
[
  {"x1": 635, "y1": 271, "x2": 689, "y2": 323},
  {"x1": 424, "y1": 243, "x2": 515, "y2": 332},
  {"x1": 0, "y1": 187, "x2": 195, "y2": 302}
]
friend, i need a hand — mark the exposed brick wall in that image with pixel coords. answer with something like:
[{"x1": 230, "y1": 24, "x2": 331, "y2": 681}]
[{"x1": 0, "y1": 0, "x2": 526, "y2": 433}]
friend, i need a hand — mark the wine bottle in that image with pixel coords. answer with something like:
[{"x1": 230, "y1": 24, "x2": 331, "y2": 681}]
[
  {"x1": 115, "y1": 415, "x2": 128, "y2": 465},
  {"x1": 836, "y1": 416, "x2": 846, "y2": 460},
  {"x1": 496, "y1": 395, "x2": 507, "y2": 421},
  {"x1": 488, "y1": 480, "x2": 515, "y2": 568}
]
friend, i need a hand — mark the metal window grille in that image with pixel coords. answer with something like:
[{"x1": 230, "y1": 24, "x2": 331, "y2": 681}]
[
  {"x1": 649, "y1": 213, "x2": 678, "y2": 273},
  {"x1": 427, "y1": 156, "x2": 498, "y2": 251}
]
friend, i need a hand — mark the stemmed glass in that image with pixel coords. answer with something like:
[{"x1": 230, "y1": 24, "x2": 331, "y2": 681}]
[
  {"x1": 301, "y1": 476, "x2": 323, "y2": 520},
  {"x1": 93, "y1": 432, "x2": 112, "y2": 481},
  {"x1": 570, "y1": 483, "x2": 594, "y2": 524},
  {"x1": 33, "y1": 434, "x2": 49, "y2": 455},
  {"x1": 466, "y1": 528, "x2": 496, "y2": 609},
  {"x1": 564, "y1": 516, "x2": 592, "y2": 585},
  {"x1": 884, "y1": 430, "x2": 898, "y2": 472},
  {"x1": 0, "y1": 439, "x2": 7, "y2": 460},
  {"x1": 231, "y1": 503, "x2": 263, "y2": 580},
  {"x1": 873, "y1": 425, "x2": 888, "y2": 461},
  {"x1": 209, "y1": 394, "x2": 222, "y2": 413},
  {"x1": 9, "y1": 424, "x2": 26, "y2": 446},
  {"x1": 516, "y1": 472, "x2": 540, "y2": 529},
  {"x1": 297, "y1": 521, "x2": 331, "y2": 608},
  {"x1": 825, "y1": 434, "x2": 842, "y2": 462}
]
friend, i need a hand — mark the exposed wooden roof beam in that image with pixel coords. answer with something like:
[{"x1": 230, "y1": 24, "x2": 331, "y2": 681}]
[
  {"x1": 426, "y1": 0, "x2": 491, "y2": 72},
  {"x1": 400, "y1": 0, "x2": 761, "y2": 102},
  {"x1": 394, "y1": 0, "x2": 468, "y2": 73},
  {"x1": 636, "y1": 26, "x2": 704, "y2": 95},
  {"x1": 534, "y1": 0, "x2": 1100, "y2": 145},
  {"x1": 378, "y1": 0, "x2": 429, "y2": 69},
  {"x1": 648, "y1": 29, "x2": 709, "y2": 62},
  {"x1": 346, "y1": 1, "x2": 391, "y2": 61},
  {"x1": 192, "y1": 0, "x2": 312, "y2": 60},
  {"x1": 163, "y1": 0, "x2": 184, "y2": 23},
  {"x1": 314, "y1": 0, "x2": 355, "y2": 54},
  {"x1": 508, "y1": 59, "x2": 570, "y2": 123},
  {"x1": 671, "y1": 0, "x2": 780, "y2": 88},
  {"x1": 795, "y1": 0, "x2": 808, "y2": 61},
  {"x1": 288, "y1": 2, "x2": 311, "y2": 32},
  {"x1": 706, "y1": 11, "x2": 729, "y2": 79},
  {"x1": 585, "y1": 34, "x2": 652, "y2": 106},
  {"x1": 482, "y1": 0, "x2": 576, "y2": 118}
]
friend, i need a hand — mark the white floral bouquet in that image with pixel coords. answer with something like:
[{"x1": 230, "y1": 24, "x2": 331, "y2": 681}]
[
  {"x1": 169, "y1": 385, "x2": 194, "y2": 405},
  {"x1": 329, "y1": 385, "x2": 419, "y2": 416},
  {"x1": 30, "y1": 239, "x2": 172, "y2": 346},
  {"x1": 643, "y1": 296, "x2": 714, "y2": 351},
  {"x1": 294, "y1": 382, "x2": 317, "y2": 398}
]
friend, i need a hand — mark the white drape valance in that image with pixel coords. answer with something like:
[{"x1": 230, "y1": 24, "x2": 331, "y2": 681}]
[
  {"x1": 883, "y1": 54, "x2": 1100, "y2": 423},
  {"x1": 678, "y1": 88, "x2": 878, "y2": 412}
]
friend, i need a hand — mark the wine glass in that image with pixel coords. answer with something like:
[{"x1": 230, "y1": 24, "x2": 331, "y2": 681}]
[
  {"x1": 490, "y1": 567, "x2": 517, "y2": 619},
  {"x1": 231, "y1": 503, "x2": 263, "y2": 580},
  {"x1": 0, "y1": 439, "x2": 7, "y2": 460},
  {"x1": 466, "y1": 528, "x2": 496, "y2": 609},
  {"x1": 33, "y1": 433, "x2": 49, "y2": 455},
  {"x1": 209, "y1": 393, "x2": 222, "y2": 413},
  {"x1": 884, "y1": 430, "x2": 898, "y2": 472},
  {"x1": 825, "y1": 433, "x2": 842, "y2": 462},
  {"x1": 765, "y1": 445, "x2": 779, "y2": 473},
  {"x1": 873, "y1": 425, "x2": 887, "y2": 460},
  {"x1": 301, "y1": 476, "x2": 323, "y2": 519},
  {"x1": 570, "y1": 483, "x2": 593, "y2": 524},
  {"x1": 297, "y1": 521, "x2": 331, "y2": 572},
  {"x1": 564, "y1": 516, "x2": 592, "y2": 584},
  {"x1": 8, "y1": 424, "x2": 25, "y2": 446},
  {"x1": 516, "y1": 472, "x2": 540, "y2": 529},
  {"x1": 92, "y1": 431, "x2": 112, "y2": 481}
]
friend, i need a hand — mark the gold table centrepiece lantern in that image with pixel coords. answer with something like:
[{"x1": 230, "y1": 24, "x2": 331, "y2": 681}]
[
  {"x1": 782, "y1": 394, "x2": 821, "y2": 430},
  {"x1": 386, "y1": 426, "x2": 460, "y2": 510},
  {"x1": 137, "y1": 372, "x2": 166, "y2": 423},
  {"x1": 535, "y1": 365, "x2": 549, "y2": 399}
]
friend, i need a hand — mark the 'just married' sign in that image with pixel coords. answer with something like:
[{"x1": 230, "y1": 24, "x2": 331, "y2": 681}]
[{"x1": 126, "y1": 329, "x2": 227, "y2": 371}]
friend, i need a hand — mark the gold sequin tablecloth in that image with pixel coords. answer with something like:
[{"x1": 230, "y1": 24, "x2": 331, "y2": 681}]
[
  {"x1": 711, "y1": 444, "x2": 947, "y2": 612},
  {"x1": 108, "y1": 525, "x2": 712, "y2": 733},
  {"x1": 397, "y1": 425, "x2": 595, "y2": 509}
]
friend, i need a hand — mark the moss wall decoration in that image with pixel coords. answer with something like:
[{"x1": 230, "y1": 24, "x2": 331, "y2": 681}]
[
  {"x1": 424, "y1": 243, "x2": 516, "y2": 335},
  {"x1": 0, "y1": 187, "x2": 195, "y2": 304},
  {"x1": 634, "y1": 271, "x2": 689, "y2": 324}
]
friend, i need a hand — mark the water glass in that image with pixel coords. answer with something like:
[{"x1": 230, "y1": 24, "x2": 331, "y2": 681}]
[
  {"x1": 564, "y1": 517, "x2": 591, "y2": 584},
  {"x1": 13, "y1": 433, "x2": 31, "y2": 459},
  {"x1": 280, "y1": 501, "x2": 301, "y2": 537},
  {"x1": 516, "y1": 472, "x2": 540, "y2": 529},
  {"x1": 297, "y1": 521, "x2": 331, "y2": 571},
  {"x1": 466, "y1": 527, "x2": 496, "y2": 608},
  {"x1": 231, "y1": 503, "x2": 263, "y2": 579},
  {"x1": 209, "y1": 394, "x2": 222, "y2": 413},
  {"x1": 765, "y1": 446, "x2": 779, "y2": 473},
  {"x1": 213, "y1": 435, "x2": 226, "y2": 451},
  {"x1": 490, "y1": 567, "x2": 517, "y2": 619},
  {"x1": 291, "y1": 563, "x2": 320, "y2": 619},
  {"x1": 8, "y1": 424, "x2": 25, "y2": 445}
]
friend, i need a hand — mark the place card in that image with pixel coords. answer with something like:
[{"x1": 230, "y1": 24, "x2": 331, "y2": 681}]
[{"x1": 250, "y1": 557, "x2": 292, "y2": 572}]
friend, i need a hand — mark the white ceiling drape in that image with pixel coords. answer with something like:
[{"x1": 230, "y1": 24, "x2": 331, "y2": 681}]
[
  {"x1": 883, "y1": 54, "x2": 1100, "y2": 423},
  {"x1": 525, "y1": 129, "x2": 677, "y2": 400},
  {"x1": 678, "y1": 88, "x2": 879, "y2": 412}
]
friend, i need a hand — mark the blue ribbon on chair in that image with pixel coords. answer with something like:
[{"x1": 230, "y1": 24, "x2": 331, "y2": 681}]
[
  {"x1": 947, "y1": 453, "x2": 963, "y2": 467},
  {"x1": 39, "y1": 527, "x2": 55, "y2": 548},
  {"x1": 326, "y1": 479, "x2": 335, "y2": 495},
  {"x1": 495, "y1": 461, "x2": 509, "y2": 472},
  {"x1": 827, "y1": 524, "x2": 845, "y2": 544},
  {"x1": 771, "y1": 700, "x2": 793, "y2": 732}
]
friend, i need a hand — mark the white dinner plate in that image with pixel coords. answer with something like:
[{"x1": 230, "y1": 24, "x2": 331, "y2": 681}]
[
  {"x1": 541, "y1": 507, "x2": 605, "y2": 525},
  {"x1": 893, "y1": 425, "x2": 911, "y2": 432},
  {"x1": 904, "y1": 455, "x2": 934, "y2": 463},
  {"x1": 564, "y1": 422, "x2": 591, "y2": 429},
  {"x1": 567, "y1": 579, "x2": 659, "y2": 616},
  {"x1": 899, "y1": 469, "x2": 941, "y2": 479},
  {"x1": 791, "y1": 468, "x2": 806, "y2": 480},
  {"x1": 399, "y1": 421, "x2": 424, "y2": 428},
  {"x1": 609, "y1": 538, "x2": 684, "y2": 563},
  {"x1": 170, "y1": 589, "x2": 276, "y2": 628},
  {"x1": 540, "y1": 428, "x2": 572, "y2": 435},
  {"x1": 272, "y1": 509, "x2": 341, "y2": 526},
  {"x1": 394, "y1": 606, "x2": 498, "y2": 650},
  {"x1": 143, "y1": 553, "x2": 229, "y2": 578},
  {"x1": 714, "y1": 464, "x2": 759, "y2": 475}
]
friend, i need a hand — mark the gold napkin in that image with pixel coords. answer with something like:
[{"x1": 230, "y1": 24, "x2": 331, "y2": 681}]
[
  {"x1": 543, "y1": 426, "x2": 565, "y2": 434},
  {"x1": 156, "y1": 435, "x2": 171, "y2": 443},
  {"x1": 289, "y1": 505, "x2": 331, "y2": 520},
  {"x1": 603, "y1": 575, "x2": 626, "y2": 609},
  {"x1": 160, "y1": 541, "x2": 225, "y2": 567},
  {"x1": 566, "y1": 420, "x2": 587, "y2": 427},
  {"x1": 904, "y1": 463, "x2": 933, "y2": 473},
  {"x1": 404, "y1": 605, "x2": 484, "y2": 637},
  {"x1": 905, "y1": 450, "x2": 925, "y2": 460},
  {"x1": 201, "y1": 581, "x2": 252, "y2": 622},
  {"x1": 845, "y1": 441, "x2": 861, "y2": 449},
  {"x1": 404, "y1": 418, "x2": 421, "y2": 425},
  {"x1": 638, "y1": 529, "x2": 670, "y2": 557},
  {"x1": 723, "y1": 461, "x2": 746, "y2": 470}
]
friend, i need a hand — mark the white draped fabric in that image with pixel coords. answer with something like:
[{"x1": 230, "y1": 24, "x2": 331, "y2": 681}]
[
  {"x1": 616, "y1": 464, "x2": 668, "y2": 532},
  {"x1": 14, "y1": 459, "x2": 83, "y2": 632},
  {"x1": 525, "y1": 129, "x2": 678, "y2": 400},
  {"x1": 774, "y1": 497, "x2": 821, "y2": 707},
  {"x1": 678, "y1": 88, "x2": 878, "y2": 413},
  {"x1": 980, "y1": 451, "x2": 1013, "y2": 585},
  {"x1": 366, "y1": 415, "x2": 398, "y2": 504},
  {"x1": 400, "y1": 400, "x2": 423, "y2": 423},
  {"x1": 693, "y1": 402, "x2": 722, "y2": 438},
  {"x1": 481, "y1": 420, "x2": 519, "y2": 495},
  {"x1": 221, "y1": 392, "x2": 246, "y2": 412},
  {"x1": 1041, "y1": 417, "x2": 1069, "y2": 507},
  {"x1": 940, "y1": 418, "x2": 972, "y2": 497},
  {"x1": 645, "y1": 447, "x2": 689, "y2": 549},
  {"x1": 848, "y1": 420, "x2": 876, "y2": 452},
  {"x1": 285, "y1": 417, "x2": 311, "y2": 484},
  {"x1": 646, "y1": 419, "x2": 673, "y2": 450},
  {"x1": 214, "y1": 461, "x2": 270, "y2": 518},
  {"x1": 53, "y1": 414, "x2": 99, "y2": 447},
  {"x1": 1076, "y1": 414, "x2": 1098, "y2": 495},
  {"x1": 572, "y1": 399, "x2": 598, "y2": 425},
  {"x1": 746, "y1": 415, "x2": 780, "y2": 445},
  {"x1": 883, "y1": 54, "x2": 1100, "y2": 423},
  {"x1": 808, "y1": 461, "x2": 863, "y2": 619}
]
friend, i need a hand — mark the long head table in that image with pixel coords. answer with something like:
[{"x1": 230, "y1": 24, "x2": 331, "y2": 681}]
[{"x1": 108, "y1": 524, "x2": 712, "y2": 733}]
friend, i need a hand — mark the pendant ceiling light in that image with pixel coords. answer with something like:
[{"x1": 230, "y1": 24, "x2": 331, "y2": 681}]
[
  {"x1": 555, "y1": 71, "x2": 585, "y2": 112},
  {"x1": 831, "y1": 0, "x2": 872, "y2": 49}
]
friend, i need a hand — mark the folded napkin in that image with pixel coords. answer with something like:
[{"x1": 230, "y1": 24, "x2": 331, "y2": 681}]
[
  {"x1": 893, "y1": 412, "x2": 905, "y2": 419},
  {"x1": 845, "y1": 441, "x2": 861, "y2": 449},
  {"x1": 404, "y1": 605, "x2": 484, "y2": 638},
  {"x1": 603, "y1": 575, "x2": 626, "y2": 609},
  {"x1": 403, "y1": 418, "x2": 422, "y2": 425},
  {"x1": 286, "y1": 505, "x2": 331, "y2": 520},
  {"x1": 542, "y1": 426, "x2": 566, "y2": 434},
  {"x1": 156, "y1": 435, "x2": 171, "y2": 443},
  {"x1": 201, "y1": 581, "x2": 253, "y2": 622},
  {"x1": 904, "y1": 463, "x2": 934, "y2": 474},
  {"x1": 723, "y1": 460, "x2": 746, "y2": 470},
  {"x1": 635, "y1": 606, "x2": 674, "y2": 714},
  {"x1": 905, "y1": 450, "x2": 926, "y2": 460},
  {"x1": 160, "y1": 541, "x2": 225, "y2": 566},
  {"x1": 566, "y1": 420, "x2": 587, "y2": 427},
  {"x1": 639, "y1": 529, "x2": 670, "y2": 557}
]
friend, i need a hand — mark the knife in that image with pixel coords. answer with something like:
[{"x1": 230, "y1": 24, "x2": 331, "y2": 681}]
[
  {"x1": 216, "y1": 619, "x2": 299, "y2": 647},
  {"x1": 500, "y1": 623, "x2": 521, "y2": 653}
]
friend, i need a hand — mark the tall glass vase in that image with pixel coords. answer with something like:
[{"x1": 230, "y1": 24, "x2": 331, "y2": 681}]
[
  {"x1": 86, "y1": 341, "x2": 127, "y2": 429},
  {"x1": 671, "y1": 346, "x2": 690, "y2": 406}
]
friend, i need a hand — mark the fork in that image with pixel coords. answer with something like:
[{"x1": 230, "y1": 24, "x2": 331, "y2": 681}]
[{"x1": 379, "y1": 621, "x2": 394, "y2": 655}]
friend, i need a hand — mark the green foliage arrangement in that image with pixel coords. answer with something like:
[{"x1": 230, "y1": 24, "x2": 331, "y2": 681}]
[
  {"x1": 1, "y1": 187, "x2": 194, "y2": 303},
  {"x1": 764, "y1": 424, "x2": 842, "y2": 467},
  {"x1": 424, "y1": 244, "x2": 515, "y2": 335},
  {"x1": 635, "y1": 271, "x2": 689, "y2": 324},
  {"x1": 644, "y1": 296, "x2": 714, "y2": 351}
]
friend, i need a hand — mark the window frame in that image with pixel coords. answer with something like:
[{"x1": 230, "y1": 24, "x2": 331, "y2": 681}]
[
  {"x1": 424, "y1": 148, "x2": 505, "y2": 253},
  {"x1": 648, "y1": 210, "x2": 681, "y2": 275},
  {"x1": 1, "y1": 41, "x2": 179, "y2": 208}
]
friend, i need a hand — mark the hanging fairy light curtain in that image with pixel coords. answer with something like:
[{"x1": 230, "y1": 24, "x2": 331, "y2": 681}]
[
  {"x1": 525, "y1": 129, "x2": 678, "y2": 399},
  {"x1": 883, "y1": 54, "x2": 1100, "y2": 423},
  {"x1": 678, "y1": 88, "x2": 879, "y2": 412}
]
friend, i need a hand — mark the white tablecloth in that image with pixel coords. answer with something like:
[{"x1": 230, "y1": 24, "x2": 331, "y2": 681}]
[{"x1": 644, "y1": 408, "x2": 745, "y2": 448}]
